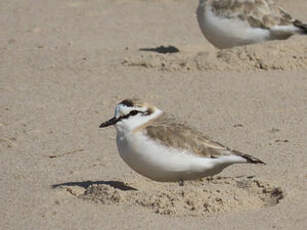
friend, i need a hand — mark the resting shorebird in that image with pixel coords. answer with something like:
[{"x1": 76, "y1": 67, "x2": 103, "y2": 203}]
[
  {"x1": 99, "y1": 98, "x2": 264, "y2": 183},
  {"x1": 196, "y1": 0, "x2": 307, "y2": 49}
]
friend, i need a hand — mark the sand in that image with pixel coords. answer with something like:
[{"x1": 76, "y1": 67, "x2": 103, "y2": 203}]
[{"x1": 0, "y1": 0, "x2": 306, "y2": 229}]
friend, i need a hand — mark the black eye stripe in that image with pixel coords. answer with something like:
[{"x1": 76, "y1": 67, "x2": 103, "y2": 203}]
[
  {"x1": 117, "y1": 110, "x2": 141, "y2": 122},
  {"x1": 129, "y1": 110, "x2": 138, "y2": 116}
]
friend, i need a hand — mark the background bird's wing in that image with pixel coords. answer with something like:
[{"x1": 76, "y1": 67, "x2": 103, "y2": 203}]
[{"x1": 211, "y1": 0, "x2": 294, "y2": 28}]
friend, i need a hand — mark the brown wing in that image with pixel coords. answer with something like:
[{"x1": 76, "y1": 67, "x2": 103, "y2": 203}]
[
  {"x1": 211, "y1": 0, "x2": 294, "y2": 29},
  {"x1": 144, "y1": 113, "x2": 230, "y2": 158},
  {"x1": 143, "y1": 113, "x2": 265, "y2": 164}
]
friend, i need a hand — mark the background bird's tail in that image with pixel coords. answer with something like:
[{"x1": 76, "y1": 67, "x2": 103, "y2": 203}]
[
  {"x1": 293, "y1": 20, "x2": 307, "y2": 34},
  {"x1": 232, "y1": 150, "x2": 265, "y2": 164}
]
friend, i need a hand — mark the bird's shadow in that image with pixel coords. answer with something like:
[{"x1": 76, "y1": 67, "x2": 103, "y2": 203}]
[
  {"x1": 51, "y1": 180, "x2": 137, "y2": 191},
  {"x1": 139, "y1": 45, "x2": 179, "y2": 54}
]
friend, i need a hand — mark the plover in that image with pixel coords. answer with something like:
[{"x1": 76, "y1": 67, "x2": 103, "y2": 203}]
[
  {"x1": 99, "y1": 98, "x2": 264, "y2": 183},
  {"x1": 196, "y1": 0, "x2": 307, "y2": 49}
]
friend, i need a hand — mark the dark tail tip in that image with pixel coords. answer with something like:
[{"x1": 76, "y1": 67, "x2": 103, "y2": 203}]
[
  {"x1": 293, "y1": 20, "x2": 307, "y2": 34},
  {"x1": 232, "y1": 150, "x2": 265, "y2": 164},
  {"x1": 241, "y1": 153, "x2": 265, "y2": 165}
]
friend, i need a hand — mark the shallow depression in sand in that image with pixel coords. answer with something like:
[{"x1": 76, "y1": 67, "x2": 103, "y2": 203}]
[
  {"x1": 122, "y1": 37, "x2": 307, "y2": 72},
  {"x1": 59, "y1": 176, "x2": 283, "y2": 217}
]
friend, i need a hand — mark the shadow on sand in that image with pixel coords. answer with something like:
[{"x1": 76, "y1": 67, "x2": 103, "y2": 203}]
[
  {"x1": 139, "y1": 45, "x2": 179, "y2": 54},
  {"x1": 51, "y1": 180, "x2": 137, "y2": 191}
]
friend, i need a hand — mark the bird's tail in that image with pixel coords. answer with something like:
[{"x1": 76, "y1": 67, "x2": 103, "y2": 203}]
[
  {"x1": 293, "y1": 20, "x2": 307, "y2": 34},
  {"x1": 232, "y1": 150, "x2": 265, "y2": 164}
]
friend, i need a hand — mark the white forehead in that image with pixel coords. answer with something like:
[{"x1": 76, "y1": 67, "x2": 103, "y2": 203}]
[{"x1": 114, "y1": 104, "x2": 130, "y2": 116}]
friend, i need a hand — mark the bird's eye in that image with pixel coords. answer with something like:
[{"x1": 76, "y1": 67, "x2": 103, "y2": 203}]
[{"x1": 129, "y1": 110, "x2": 138, "y2": 116}]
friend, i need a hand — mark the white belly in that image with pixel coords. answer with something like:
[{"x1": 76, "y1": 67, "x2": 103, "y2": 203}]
[
  {"x1": 116, "y1": 132, "x2": 228, "y2": 182},
  {"x1": 196, "y1": 6, "x2": 270, "y2": 49}
]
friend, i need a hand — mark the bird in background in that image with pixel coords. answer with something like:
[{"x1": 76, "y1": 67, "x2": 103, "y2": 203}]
[{"x1": 196, "y1": 0, "x2": 307, "y2": 49}]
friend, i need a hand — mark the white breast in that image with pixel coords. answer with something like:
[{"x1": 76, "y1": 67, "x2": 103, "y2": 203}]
[
  {"x1": 116, "y1": 131, "x2": 235, "y2": 182},
  {"x1": 196, "y1": 5, "x2": 270, "y2": 48}
]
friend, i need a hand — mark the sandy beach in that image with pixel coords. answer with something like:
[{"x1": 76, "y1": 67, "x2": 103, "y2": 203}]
[{"x1": 1, "y1": 0, "x2": 306, "y2": 229}]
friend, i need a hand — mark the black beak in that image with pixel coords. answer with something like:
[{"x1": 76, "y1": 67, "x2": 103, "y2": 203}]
[{"x1": 99, "y1": 117, "x2": 119, "y2": 128}]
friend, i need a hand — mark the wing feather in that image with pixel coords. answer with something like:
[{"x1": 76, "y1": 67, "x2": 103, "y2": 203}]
[
  {"x1": 210, "y1": 0, "x2": 294, "y2": 29},
  {"x1": 143, "y1": 112, "x2": 264, "y2": 164},
  {"x1": 144, "y1": 113, "x2": 230, "y2": 158}
]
